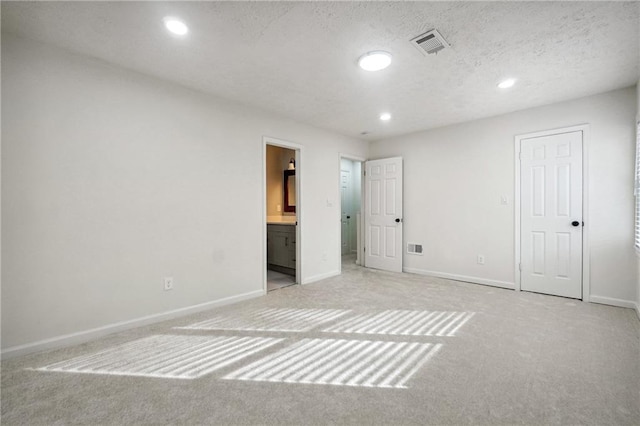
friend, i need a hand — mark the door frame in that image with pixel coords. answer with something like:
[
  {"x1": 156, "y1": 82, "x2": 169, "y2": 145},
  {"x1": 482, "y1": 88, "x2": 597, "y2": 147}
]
[
  {"x1": 338, "y1": 153, "x2": 366, "y2": 275},
  {"x1": 514, "y1": 124, "x2": 590, "y2": 301},
  {"x1": 263, "y1": 136, "x2": 303, "y2": 292}
]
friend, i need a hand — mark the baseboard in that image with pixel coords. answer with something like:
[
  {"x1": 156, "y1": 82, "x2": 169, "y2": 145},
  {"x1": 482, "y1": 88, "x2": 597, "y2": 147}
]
[
  {"x1": 635, "y1": 301, "x2": 640, "y2": 321},
  {"x1": 1, "y1": 289, "x2": 264, "y2": 360},
  {"x1": 303, "y1": 270, "x2": 340, "y2": 285},
  {"x1": 404, "y1": 267, "x2": 516, "y2": 290},
  {"x1": 589, "y1": 295, "x2": 638, "y2": 310}
]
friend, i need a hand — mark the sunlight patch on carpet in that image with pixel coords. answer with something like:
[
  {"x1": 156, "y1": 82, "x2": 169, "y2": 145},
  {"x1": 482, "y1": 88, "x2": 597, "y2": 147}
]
[
  {"x1": 223, "y1": 338, "x2": 442, "y2": 389},
  {"x1": 321, "y1": 310, "x2": 475, "y2": 336},
  {"x1": 34, "y1": 335, "x2": 283, "y2": 379},
  {"x1": 175, "y1": 308, "x2": 351, "y2": 332}
]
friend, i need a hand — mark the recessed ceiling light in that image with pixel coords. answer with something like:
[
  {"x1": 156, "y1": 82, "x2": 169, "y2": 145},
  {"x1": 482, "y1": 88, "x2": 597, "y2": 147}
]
[
  {"x1": 358, "y1": 51, "x2": 392, "y2": 72},
  {"x1": 163, "y1": 17, "x2": 189, "y2": 36},
  {"x1": 497, "y1": 78, "x2": 516, "y2": 89},
  {"x1": 379, "y1": 113, "x2": 392, "y2": 121}
]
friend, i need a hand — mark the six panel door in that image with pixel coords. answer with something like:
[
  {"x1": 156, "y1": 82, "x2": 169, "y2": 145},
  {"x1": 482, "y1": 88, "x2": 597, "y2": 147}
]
[
  {"x1": 520, "y1": 131, "x2": 583, "y2": 299},
  {"x1": 365, "y1": 157, "x2": 403, "y2": 273}
]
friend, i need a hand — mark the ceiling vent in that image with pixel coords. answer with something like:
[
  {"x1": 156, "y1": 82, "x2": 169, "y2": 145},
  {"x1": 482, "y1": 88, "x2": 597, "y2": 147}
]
[{"x1": 410, "y1": 29, "x2": 450, "y2": 56}]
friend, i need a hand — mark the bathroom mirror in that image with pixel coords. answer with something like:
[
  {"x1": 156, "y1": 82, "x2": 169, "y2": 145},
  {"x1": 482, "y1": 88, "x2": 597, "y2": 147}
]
[{"x1": 284, "y1": 170, "x2": 296, "y2": 212}]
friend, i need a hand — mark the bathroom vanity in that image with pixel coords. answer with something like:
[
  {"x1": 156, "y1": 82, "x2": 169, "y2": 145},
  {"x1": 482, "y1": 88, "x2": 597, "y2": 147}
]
[{"x1": 267, "y1": 222, "x2": 296, "y2": 275}]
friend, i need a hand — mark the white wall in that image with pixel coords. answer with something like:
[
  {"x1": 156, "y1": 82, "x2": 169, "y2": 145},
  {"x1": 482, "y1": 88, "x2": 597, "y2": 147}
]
[
  {"x1": 1, "y1": 35, "x2": 368, "y2": 353},
  {"x1": 636, "y1": 79, "x2": 640, "y2": 319},
  {"x1": 370, "y1": 87, "x2": 638, "y2": 305}
]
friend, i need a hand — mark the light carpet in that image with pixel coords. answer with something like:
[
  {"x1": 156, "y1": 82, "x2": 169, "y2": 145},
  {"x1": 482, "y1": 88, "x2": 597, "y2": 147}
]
[{"x1": 2, "y1": 260, "x2": 639, "y2": 425}]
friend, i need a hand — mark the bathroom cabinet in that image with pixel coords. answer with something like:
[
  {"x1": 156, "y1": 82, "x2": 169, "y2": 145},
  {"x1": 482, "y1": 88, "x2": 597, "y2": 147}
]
[{"x1": 267, "y1": 224, "x2": 296, "y2": 272}]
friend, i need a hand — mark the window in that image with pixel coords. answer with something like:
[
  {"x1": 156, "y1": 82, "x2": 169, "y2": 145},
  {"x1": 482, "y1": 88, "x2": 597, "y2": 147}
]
[{"x1": 636, "y1": 120, "x2": 640, "y2": 250}]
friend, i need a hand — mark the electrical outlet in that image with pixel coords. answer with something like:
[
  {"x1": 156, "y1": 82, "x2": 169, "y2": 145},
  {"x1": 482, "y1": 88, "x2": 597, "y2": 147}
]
[
  {"x1": 477, "y1": 255, "x2": 485, "y2": 265},
  {"x1": 164, "y1": 277, "x2": 174, "y2": 291}
]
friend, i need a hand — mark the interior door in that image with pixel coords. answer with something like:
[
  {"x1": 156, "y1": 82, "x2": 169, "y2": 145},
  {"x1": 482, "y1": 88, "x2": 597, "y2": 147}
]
[
  {"x1": 341, "y1": 170, "x2": 351, "y2": 255},
  {"x1": 365, "y1": 157, "x2": 403, "y2": 272},
  {"x1": 520, "y1": 131, "x2": 583, "y2": 299}
]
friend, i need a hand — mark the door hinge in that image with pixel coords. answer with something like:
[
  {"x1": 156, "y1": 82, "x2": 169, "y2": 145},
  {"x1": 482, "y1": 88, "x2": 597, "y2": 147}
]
[
  {"x1": 518, "y1": 152, "x2": 522, "y2": 160},
  {"x1": 518, "y1": 263, "x2": 522, "y2": 271},
  {"x1": 364, "y1": 170, "x2": 366, "y2": 176},
  {"x1": 364, "y1": 247, "x2": 366, "y2": 252}
]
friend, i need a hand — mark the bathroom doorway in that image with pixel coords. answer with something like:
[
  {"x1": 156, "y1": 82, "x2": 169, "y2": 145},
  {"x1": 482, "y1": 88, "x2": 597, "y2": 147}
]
[
  {"x1": 339, "y1": 155, "x2": 364, "y2": 272},
  {"x1": 264, "y1": 138, "x2": 302, "y2": 292}
]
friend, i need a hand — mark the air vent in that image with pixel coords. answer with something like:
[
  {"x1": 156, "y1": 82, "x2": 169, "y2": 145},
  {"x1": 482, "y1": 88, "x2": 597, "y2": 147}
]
[
  {"x1": 407, "y1": 243, "x2": 423, "y2": 255},
  {"x1": 410, "y1": 29, "x2": 450, "y2": 56}
]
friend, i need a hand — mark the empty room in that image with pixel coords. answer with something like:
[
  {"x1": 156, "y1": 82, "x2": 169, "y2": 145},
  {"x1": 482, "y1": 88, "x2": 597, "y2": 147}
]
[{"x1": 2, "y1": 1, "x2": 639, "y2": 425}]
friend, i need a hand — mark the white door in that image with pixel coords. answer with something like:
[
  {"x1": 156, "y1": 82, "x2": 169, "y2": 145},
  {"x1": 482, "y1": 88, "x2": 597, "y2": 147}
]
[
  {"x1": 520, "y1": 131, "x2": 583, "y2": 299},
  {"x1": 365, "y1": 157, "x2": 403, "y2": 272},
  {"x1": 340, "y1": 170, "x2": 351, "y2": 255}
]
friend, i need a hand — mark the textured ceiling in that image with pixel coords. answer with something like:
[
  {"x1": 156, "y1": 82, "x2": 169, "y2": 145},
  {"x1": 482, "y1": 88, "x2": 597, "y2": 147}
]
[{"x1": 2, "y1": 1, "x2": 639, "y2": 140}]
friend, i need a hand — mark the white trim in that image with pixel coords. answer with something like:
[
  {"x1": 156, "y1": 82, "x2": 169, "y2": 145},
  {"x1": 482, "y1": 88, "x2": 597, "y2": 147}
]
[
  {"x1": 404, "y1": 267, "x2": 515, "y2": 290},
  {"x1": 514, "y1": 124, "x2": 591, "y2": 301},
  {"x1": 263, "y1": 136, "x2": 303, "y2": 289},
  {"x1": 338, "y1": 153, "x2": 366, "y2": 274},
  {"x1": 583, "y1": 125, "x2": 591, "y2": 302},
  {"x1": 1, "y1": 290, "x2": 264, "y2": 359},
  {"x1": 262, "y1": 141, "x2": 268, "y2": 293},
  {"x1": 302, "y1": 270, "x2": 340, "y2": 285},
  {"x1": 635, "y1": 302, "x2": 640, "y2": 321},
  {"x1": 589, "y1": 295, "x2": 637, "y2": 310},
  {"x1": 634, "y1": 119, "x2": 640, "y2": 251},
  {"x1": 514, "y1": 139, "x2": 521, "y2": 291}
]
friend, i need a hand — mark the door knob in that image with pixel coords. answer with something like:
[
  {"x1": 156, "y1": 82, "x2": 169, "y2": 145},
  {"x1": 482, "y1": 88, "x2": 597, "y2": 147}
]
[
  {"x1": 346, "y1": 216, "x2": 351, "y2": 219},
  {"x1": 571, "y1": 221, "x2": 580, "y2": 227},
  {"x1": 395, "y1": 218, "x2": 401, "y2": 223}
]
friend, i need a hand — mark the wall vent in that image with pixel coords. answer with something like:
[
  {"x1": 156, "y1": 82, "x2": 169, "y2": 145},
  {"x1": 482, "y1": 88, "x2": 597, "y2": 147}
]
[
  {"x1": 410, "y1": 29, "x2": 450, "y2": 56},
  {"x1": 407, "y1": 243, "x2": 423, "y2": 255}
]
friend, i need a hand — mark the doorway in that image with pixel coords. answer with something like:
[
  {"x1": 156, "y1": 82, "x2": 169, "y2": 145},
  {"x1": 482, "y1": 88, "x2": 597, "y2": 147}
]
[
  {"x1": 515, "y1": 125, "x2": 589, "y2": 300},
  {"x1": 340, "y1": 157, "x2": 362, "y2": 268},
  {"x1": 264, "y1": 138, "x2": 302, "y2": 292}
]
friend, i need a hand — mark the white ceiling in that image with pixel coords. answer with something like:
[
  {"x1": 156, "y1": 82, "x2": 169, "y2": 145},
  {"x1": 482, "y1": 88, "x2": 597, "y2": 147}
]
[{"x1": 2, "y1": 1, "x2": 639, "y2": 141}]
